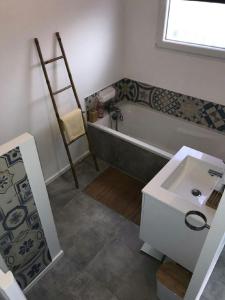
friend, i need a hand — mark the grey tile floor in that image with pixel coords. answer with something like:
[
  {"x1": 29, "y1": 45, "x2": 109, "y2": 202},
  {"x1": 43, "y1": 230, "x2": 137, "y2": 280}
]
[{"x1": 27, "y1": 157, "x2": 225, "y2": 300}]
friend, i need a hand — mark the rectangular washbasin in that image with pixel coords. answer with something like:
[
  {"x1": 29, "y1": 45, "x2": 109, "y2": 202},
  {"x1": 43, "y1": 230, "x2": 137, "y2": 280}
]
[{"x1": 162, "y1": 156, "x2": 221, "y2": 205}]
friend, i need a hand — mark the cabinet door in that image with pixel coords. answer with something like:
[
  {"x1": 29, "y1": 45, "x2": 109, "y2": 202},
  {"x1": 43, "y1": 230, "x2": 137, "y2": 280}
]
[{"x1": 140, "y1": 193, "x2": 208, "y2": 272}]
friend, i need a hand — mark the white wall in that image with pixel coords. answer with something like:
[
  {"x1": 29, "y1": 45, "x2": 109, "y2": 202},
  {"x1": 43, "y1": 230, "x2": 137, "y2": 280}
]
[
  {"x1": 123, "y1": 0, "x2": 225, "y2": 106},
  {"x1": 3, "y1": 0, "x2": 224, "y2": 182},
  {"x1": 0, "y1": 0, "x2": 124, "y2": 181}
]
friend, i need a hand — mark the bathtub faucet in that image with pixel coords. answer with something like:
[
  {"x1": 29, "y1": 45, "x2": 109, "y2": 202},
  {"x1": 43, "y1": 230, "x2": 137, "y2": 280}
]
[
  {"x1": 108, "y1": 102, "x2": 123, "y2": 120},
  {"x1": 108, "y1": 102, "x2": 123, "y2": 131},
  {"x1": 111, "y1": 109, "x2": 124, "y2": 122},
  {"x1": 107, "y1": 101, "x2": 118, "y2": 113}
]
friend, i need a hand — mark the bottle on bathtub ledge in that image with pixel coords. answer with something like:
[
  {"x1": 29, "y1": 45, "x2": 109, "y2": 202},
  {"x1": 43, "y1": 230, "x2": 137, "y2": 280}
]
[
  {"x1": 88, "y1": 109, "x2": 98, "y2": 123},
  {"x1": 96, "y1": 100, "x2": 104, "y2": 118},
  {"x1": 87, "y1": 95, "x2": 102, "y2": 123}
]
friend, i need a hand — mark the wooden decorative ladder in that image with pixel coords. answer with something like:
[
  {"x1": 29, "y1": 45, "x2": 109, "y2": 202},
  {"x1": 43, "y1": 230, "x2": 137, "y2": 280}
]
[{"x1": 34, "y1": 32, "x2": 99, "y2": 188}]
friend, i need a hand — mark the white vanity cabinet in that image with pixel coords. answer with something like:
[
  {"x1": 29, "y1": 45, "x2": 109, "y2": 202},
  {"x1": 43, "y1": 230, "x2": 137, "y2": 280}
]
[
  {"x1": 139, "y1": 146, "x2": 223, "y2": 273},
  {"x1": 140, "y1": 192, "x2": 208, "y2": 272}
]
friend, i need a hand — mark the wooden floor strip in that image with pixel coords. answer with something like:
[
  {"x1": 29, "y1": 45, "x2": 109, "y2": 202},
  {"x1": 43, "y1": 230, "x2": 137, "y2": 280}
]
[
  {"x1": 157, "y1": 262, "x2": 192, "y2": 298},
  {"x1": 206, "y1": 190, "x2": 222, "y2": 210},
  {"x1": 84, "y1": 167, "x2": 144, "y2": 225}
]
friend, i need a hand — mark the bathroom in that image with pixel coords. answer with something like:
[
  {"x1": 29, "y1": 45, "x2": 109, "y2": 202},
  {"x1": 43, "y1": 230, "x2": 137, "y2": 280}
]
[{"x1": 0, "y1": 0, "x2": 225, "y2": 299}]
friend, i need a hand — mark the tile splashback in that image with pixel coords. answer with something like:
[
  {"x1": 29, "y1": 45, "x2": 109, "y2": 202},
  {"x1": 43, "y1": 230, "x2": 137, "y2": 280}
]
[
  {"x1": 85, "y1": 78, "x2": 225, "y2": 134},
  {"x1": 0, "y1": 147, "x2": 51, "y2": 289}
]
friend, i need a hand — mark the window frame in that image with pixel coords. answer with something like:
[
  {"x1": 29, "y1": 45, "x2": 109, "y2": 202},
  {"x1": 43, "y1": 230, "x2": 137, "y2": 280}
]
[{"x1": 157, "y1": 0, "x2": 225, "y2": 59}]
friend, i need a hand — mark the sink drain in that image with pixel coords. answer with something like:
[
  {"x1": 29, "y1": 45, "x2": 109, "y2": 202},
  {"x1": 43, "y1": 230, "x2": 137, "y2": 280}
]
[{"x1": 191, "y1": 189, "x2": 202, "y2": 197}]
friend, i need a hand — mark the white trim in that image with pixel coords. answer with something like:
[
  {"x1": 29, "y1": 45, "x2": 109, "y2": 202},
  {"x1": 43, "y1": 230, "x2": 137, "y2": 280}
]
[
  {"x1": 23, "y1": 250, "x2": 64, "y2": 294},
  {"x1": 45, "y1": 151, "x2": 90, "y2": 185},
  {"x1": 157, "y1": 0, "x2": 225, "y2": 60},
  {"x1": 184, "y1": 191, "x2": 225, "y2": 299},
  {"x1": 20, "y1": 135, "x2": 61, "y2": 261}
]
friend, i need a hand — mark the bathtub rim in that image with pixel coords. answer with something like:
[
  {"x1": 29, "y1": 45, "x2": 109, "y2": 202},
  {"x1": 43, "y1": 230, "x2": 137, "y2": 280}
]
[
  {"x1": 88, "y1": 121, "x2": 173, "y2": 160},
  {"x1": 88, "y1": 100, "x2": 225, "y2": 161},
  {"x1": 111, "y1": 100, "x2": 225, "y2": 137}
]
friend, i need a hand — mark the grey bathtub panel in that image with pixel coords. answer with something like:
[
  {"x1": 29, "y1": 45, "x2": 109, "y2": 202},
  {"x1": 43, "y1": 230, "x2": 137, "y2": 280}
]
[{"x1": 88, "y1": 126, "x2": 168, "y2": 183}]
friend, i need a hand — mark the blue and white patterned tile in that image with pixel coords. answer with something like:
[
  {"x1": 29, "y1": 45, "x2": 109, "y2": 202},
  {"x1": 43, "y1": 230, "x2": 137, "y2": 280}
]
[
  {"x1": 86, "y1": 78, "x2": 225, "y2": 134},
  {"x1": 0, "y1": 170, "x2": 14, "y2": 194},
  {"x1": 15, "y1": 175, "x2": 33, "y2": 204},
  {"x1": 150, "y1": 88, "x2": 181, "y2": 114},
  {"x1": 201, "y1": 103, "x2": 225, "y2": 131},
  {"x1": 0, "y1": 147, "x2": 52, "y2": 289},
  {"x1": 3, "y1": 206, "x2": 28, "y2": 231},
  {"x1": 136, "y1": 82, "x2": 154, "y2": 104},
  {"x1": 114, "y1": 79, "x2": 138, "y2": 102},
  {"x1": 1, "y1": 147, "x2": 22, "y2": 167}
]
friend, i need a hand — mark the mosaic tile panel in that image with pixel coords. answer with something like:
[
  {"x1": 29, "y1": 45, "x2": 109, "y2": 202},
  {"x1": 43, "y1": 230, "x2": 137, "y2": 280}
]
[
  {"x1": 0, "y1": 147, "x2": 52, "y2": 289},
  {"x1": 85, "y1": 79, "x2": 225, "y2": 133},
  {"x1": 114, "y1": 78, "x2": 225, "y2": 133}
]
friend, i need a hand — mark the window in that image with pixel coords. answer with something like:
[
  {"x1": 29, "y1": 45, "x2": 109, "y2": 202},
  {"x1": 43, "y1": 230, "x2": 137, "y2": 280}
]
[{"x1": 158, "y1": 0, "x2": 225, "y2": 58}]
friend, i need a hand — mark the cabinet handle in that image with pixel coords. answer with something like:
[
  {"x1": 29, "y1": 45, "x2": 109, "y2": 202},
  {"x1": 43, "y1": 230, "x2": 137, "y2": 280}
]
[{"x1": 185, "y1": 211, "x2": 210, "y2": 231}]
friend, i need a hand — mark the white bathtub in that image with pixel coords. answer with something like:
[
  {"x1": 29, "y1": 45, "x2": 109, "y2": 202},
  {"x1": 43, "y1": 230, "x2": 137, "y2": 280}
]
[{"x1": 88, "y1": 102, "x2": 224, "y2": 161}]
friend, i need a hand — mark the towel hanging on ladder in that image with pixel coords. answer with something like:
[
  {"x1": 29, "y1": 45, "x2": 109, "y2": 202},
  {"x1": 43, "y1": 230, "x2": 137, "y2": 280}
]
[{"x1": 60, "y1": 109, "x2": 85, "y2": 143}]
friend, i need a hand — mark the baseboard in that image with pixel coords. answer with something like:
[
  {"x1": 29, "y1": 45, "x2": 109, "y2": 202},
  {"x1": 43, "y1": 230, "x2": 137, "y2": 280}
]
[
  {"x1": 45, "y1": 151, "x2": 90, "y2": 185},
  {"x1": 24, "y1": 250, "x2": 64, "y2": 294}
]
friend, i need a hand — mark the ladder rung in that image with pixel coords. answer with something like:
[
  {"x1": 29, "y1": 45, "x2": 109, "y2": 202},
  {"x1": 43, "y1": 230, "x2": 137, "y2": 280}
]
[
  {"x1": 67, "y1": 133, "x2": 86, "y2": 145},
  {"x1": 44, "y1": 56, "x2": 63, "y2": 64},
  {"x1": 53, "y1": 85, "x2": 72, "y2": 95}
]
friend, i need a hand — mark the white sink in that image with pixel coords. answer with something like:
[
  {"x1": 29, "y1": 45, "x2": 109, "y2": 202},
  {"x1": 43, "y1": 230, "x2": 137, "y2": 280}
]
[
  {"x1": 142, "y1": 146, "x2": 224, "y2": 219},
  {"x1": 162, "y1": 156, "x2": 221, "y2": 206}
]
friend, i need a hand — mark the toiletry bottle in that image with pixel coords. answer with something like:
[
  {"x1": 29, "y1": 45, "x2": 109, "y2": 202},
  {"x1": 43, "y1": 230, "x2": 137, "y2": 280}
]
[
  {"x1": 97, "y1": 100, "x2": 104, "y2": 118},
  {"x1": 88, "y1": 109, "x2": 98, "y2": 123}
]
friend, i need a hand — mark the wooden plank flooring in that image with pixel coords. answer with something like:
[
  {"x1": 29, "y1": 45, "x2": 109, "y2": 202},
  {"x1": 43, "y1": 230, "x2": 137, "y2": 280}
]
[{"x1": 84, "y1": 167, "x2": 145, "y2": 225}]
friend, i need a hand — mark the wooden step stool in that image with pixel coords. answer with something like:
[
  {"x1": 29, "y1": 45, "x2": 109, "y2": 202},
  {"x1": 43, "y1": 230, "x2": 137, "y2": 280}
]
[{"x1": 156, "y1": 262, "x2": 192, "y2": 300}]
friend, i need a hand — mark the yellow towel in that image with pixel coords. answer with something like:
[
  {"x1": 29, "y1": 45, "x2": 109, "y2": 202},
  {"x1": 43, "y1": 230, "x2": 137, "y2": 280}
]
[{"x1": 60, "y1": 109, "x2": 85, "y2": 143}]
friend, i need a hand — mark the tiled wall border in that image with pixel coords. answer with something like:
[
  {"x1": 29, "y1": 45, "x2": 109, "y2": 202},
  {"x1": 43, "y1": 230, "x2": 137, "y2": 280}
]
[
  {"x1": 85, "y1": 78, "x2": 225, "y2": 134},
  {"x1": 0, "y1": 147, "x2": 52, "y2": 289}
]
